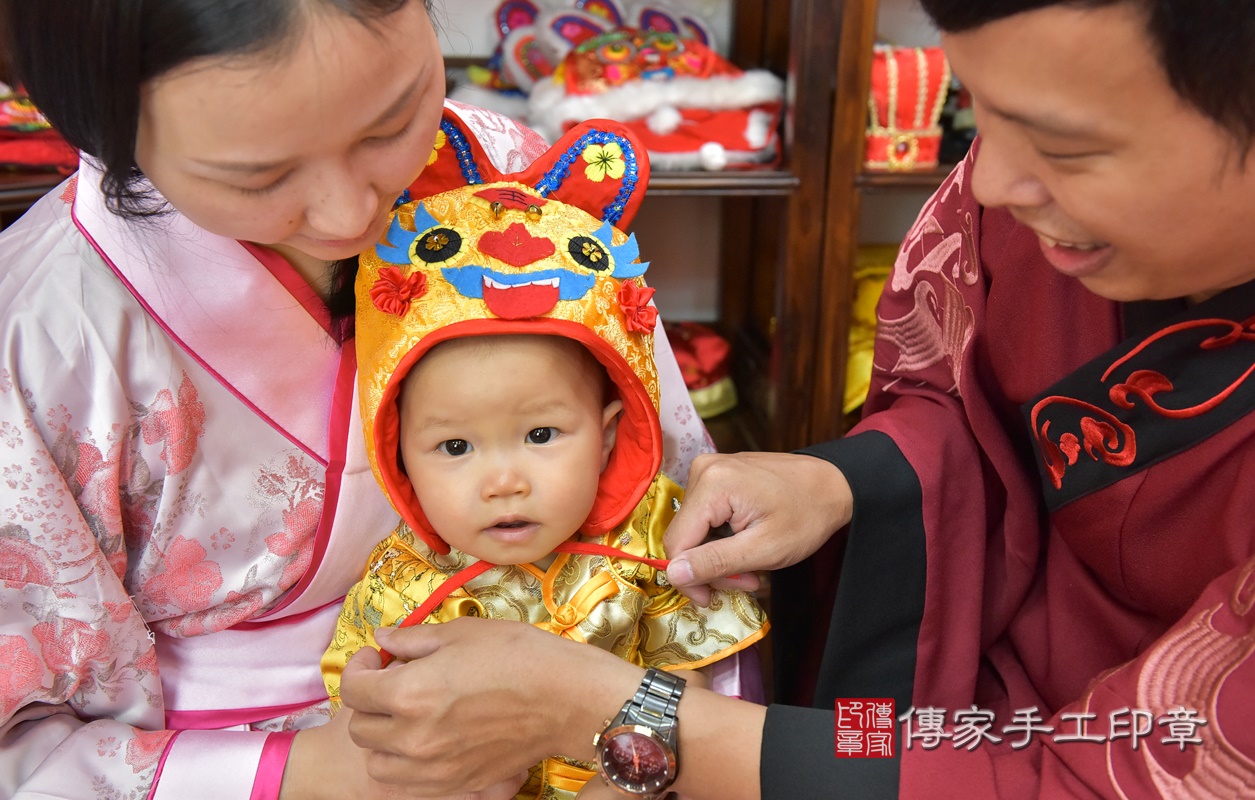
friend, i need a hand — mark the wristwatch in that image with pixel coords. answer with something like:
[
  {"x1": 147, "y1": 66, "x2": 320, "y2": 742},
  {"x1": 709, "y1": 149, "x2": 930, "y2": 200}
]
[{"x1": 593, "y1": 668, "x2": 687, "y2": 797}]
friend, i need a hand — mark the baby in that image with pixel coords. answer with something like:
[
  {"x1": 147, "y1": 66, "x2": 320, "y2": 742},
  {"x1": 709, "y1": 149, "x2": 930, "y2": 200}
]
[
  {"x1": 321, "y1": 116, "x2": 768, "y2": 799},
  {"x1": 396, "y1": 333, "x2": 626, "y2": 576}
]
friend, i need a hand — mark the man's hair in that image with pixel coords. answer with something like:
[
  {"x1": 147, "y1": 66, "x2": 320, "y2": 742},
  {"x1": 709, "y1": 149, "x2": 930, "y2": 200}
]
[
  {"x1": 918, "y1": 0, "x2": 1255, "y2": 149},
  {"x1": 0, "y1": 0, "x2": 425, "y2": 218}
]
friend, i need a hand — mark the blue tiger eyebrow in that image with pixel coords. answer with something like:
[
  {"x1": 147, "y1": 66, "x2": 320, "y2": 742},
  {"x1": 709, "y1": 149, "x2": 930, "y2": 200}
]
[{"x1": 377, "y1": 203, "x2": 441, "y2": 263}]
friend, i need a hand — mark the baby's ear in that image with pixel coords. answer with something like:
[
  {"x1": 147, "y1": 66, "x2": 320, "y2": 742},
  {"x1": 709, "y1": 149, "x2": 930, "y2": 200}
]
[{"x1": 600, "y1": 398, "x2": 625, "y2": 471}]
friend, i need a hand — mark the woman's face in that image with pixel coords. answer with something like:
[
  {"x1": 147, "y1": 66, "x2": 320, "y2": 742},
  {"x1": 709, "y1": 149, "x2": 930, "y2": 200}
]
[{"x1": 135, "y1": 1, "x2": 445, "y2": 277}]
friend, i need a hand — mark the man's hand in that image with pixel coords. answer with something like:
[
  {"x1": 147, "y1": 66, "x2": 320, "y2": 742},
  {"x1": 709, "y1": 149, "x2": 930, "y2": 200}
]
[
  {"x1": 663, "y1": 452, "x2": 852, "y2": 605},
  {"x1": 340, "y1": 618, "x2": 642, "y2": 796}
]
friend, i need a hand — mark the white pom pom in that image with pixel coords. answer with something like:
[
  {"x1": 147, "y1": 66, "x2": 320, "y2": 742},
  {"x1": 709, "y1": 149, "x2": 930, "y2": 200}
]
[
  {"x1": 647, "y1": 106, "x2": 683, "y2": 135},
  {"x1": 699, "y1": 142, "x2": 728, "y2": 171}
]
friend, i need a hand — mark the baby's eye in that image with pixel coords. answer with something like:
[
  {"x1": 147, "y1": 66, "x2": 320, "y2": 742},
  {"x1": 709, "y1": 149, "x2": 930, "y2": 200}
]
[
  {"x1": 526, "y1": 427, "x2": 557, "y2": 445},
  {"x1": 437, "y1": 439, "x2": 472, "y2": 456}
]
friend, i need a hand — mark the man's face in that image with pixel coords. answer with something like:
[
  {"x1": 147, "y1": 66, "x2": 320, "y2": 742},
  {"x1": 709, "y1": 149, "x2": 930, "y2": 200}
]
[{"x1": 944, "y1": 3, "x2": 1255, "y2": 302}]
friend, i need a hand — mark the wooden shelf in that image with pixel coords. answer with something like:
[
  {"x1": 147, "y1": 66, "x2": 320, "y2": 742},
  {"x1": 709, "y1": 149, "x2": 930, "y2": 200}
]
[
  {"x1": 703, "y1": 404, "x2": 762, "y2": 453},
  {"x1": 444, "y1": 56, "x2": 488, "y2": 70},
  {"x1": 647, "y1": 169, "x2": 799, "y2": 197},
  {"x1": 0, "y1": 171, "x2": 63, "y2": 215},
  {"x1": 855, "y1": 164, "x2": 955, "y2": 192},
  {"x1": 444, "y1": 1, "x2": 840, "y2": 454}
]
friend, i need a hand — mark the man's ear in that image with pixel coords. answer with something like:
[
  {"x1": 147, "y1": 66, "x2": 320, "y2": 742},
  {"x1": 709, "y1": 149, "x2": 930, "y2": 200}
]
[{"x1": 600, "y1": 398, "x2": 625, "y2": 471}]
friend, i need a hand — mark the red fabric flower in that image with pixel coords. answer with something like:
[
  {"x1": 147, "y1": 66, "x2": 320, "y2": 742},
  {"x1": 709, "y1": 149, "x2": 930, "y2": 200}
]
[
  {"x1": 617, "y1": 281, "x2": 658, "y2": 334},
  {"x1": 371, "y1": 267, "x2": 427, "y2": 317}
]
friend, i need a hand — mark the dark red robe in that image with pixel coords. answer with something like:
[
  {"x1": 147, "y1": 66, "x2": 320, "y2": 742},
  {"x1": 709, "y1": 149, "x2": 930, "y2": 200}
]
[{"x1": 761, "y1": 143, "x2": 1255, "y2": 797}]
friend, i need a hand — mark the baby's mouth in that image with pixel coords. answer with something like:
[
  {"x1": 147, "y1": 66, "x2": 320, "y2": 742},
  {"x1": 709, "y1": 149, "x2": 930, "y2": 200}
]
[
  {"x1": 485, "y1": 515, "x2": 539, "y2": 531},
  {"x1": 484, "y1": 518, "x2": 540, "y2": 544}
]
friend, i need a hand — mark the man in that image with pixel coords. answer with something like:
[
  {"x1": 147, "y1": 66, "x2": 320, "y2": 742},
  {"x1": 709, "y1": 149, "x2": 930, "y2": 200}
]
[
  {"x1": 338, "y1": 2, "x2": 1255, "y2": 797},
  {"x1": 665, "y1": 1, "x2": 1255, "y2": 796}
]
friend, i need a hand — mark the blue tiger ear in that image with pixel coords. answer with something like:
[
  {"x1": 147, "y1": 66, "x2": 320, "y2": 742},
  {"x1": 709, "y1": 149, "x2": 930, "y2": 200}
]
[
  {"x1": 408, "y1": 112, "x2": 505, "y2": 201},
  {"x1": 591, "y1": 222, "x2": 650, "y2": 279},
  {"x1": 376, "y1": 203, "x2": 441, "y2": 264},
  {"x1": 525, "y1": 121, "x2": 651, "y2": 228}
]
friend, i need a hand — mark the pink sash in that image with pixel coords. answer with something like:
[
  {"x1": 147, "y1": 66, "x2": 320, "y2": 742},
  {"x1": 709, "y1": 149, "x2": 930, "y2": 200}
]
[{"x1": 153, "y1": 604, "x2": 341, "y2": 729}]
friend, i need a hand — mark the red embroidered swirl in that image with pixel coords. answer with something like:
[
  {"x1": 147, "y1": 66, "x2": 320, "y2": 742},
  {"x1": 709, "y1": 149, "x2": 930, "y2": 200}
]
[
  {"x1": 1032, "y1": 316, "x2": 1255, "y2": 490},
  {"x1": 1030, "y1": 398, "x2": 1136, "y2": 490},
  {"x1": 1103, "y1": 318, "x2": 1255, "y2": 419}
]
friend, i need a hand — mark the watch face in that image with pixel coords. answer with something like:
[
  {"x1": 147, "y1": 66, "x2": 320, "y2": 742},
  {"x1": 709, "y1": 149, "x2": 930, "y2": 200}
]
[{"x1": 601, "y1": 727, "x2": 675, "y2": 793}]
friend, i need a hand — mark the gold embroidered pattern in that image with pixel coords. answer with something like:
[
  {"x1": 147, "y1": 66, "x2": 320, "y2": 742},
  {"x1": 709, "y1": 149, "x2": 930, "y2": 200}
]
[{"x1": 321, "y1": 474, "x2": 770, "y2": 798}]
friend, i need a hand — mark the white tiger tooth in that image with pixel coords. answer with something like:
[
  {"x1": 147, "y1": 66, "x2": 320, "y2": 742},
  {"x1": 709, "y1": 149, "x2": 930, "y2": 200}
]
[{"x1": 482, "y1": 276, "x2": 561, "y2": 290}]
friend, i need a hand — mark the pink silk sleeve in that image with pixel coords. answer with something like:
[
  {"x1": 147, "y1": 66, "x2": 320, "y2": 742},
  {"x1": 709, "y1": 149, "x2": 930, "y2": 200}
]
[
  {"x1": 709, "y1": 643, "x2": 767, "y2": 704},
  {"x1": 253, "y1": 732, "x2": 299, "y2": 800},
  {"x1": 149, "y1": 730, "x2": 294, "y2": 800}
]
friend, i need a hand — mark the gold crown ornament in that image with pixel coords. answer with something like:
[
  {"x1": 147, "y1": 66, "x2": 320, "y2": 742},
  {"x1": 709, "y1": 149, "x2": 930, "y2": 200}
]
[{"x1": 864, "y1": 45, "x2": 952, "y2": 172}]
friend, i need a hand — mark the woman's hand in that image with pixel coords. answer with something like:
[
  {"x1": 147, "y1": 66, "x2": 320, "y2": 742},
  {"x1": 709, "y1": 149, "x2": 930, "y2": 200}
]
[
  {"x1": 574, "y1": 779, "x2": 619, "y2": 799},
  {"x1": 281, "y1": 704, "x2": 527, "y2": 800},
  {"x1": 663, "y1": 452, "x2": 853, "y2": 605},
  {"x1": 339, "y1": 618, "x2": 643, "y2": 796}
]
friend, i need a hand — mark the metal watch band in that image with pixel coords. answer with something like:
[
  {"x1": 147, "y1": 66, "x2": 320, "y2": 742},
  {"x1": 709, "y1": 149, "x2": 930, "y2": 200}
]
[{"x1": 622, "y1": 668, "x2": 686, "y2": 733}]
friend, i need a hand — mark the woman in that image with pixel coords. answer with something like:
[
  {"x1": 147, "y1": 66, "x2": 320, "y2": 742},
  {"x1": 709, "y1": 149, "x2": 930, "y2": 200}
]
[{"x1": 0, "y1": 2, "x2": 714, "y2": 797}]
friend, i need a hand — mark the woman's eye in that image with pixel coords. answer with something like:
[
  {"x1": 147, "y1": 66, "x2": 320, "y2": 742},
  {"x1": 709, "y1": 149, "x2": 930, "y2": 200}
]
[
  {"x1": 437, "y1": 439, "x2": 472, "y2": 456},
  {"x1": 234, "y1": 174, "x2": 290, "y2": 197},
  {"x1": 365, "y1": 118, "x2": 414, "y2": 146},
  {"x1": 526, "y1": 427, "x2": 556, "y2": 445},
  {"x1": 1032, "y1": 142, "x2": 1107, "y2": 162}
]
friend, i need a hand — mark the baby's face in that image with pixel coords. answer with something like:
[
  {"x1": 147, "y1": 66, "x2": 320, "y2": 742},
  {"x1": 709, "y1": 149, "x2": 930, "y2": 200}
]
[{"x1": 398, "y1": 335, "x2": 621, "y2": 566}]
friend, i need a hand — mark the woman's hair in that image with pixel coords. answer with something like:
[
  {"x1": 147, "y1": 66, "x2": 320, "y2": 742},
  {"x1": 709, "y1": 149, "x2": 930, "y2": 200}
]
[
  {"x1": 1, "y1": 0, "x2": 433, "y2": 343},
  {"x1": 918, "y1": 0, "x2": 1255, "y2": 150},
  {"x1": 0, "y1": 0, "x2": 423, "y2": 218}
]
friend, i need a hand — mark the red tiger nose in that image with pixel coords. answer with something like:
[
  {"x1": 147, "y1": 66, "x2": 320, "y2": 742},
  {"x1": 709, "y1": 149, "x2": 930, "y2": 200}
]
[{"x1": 478, "y1": 223, "x2": 557, "y2": 268}]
